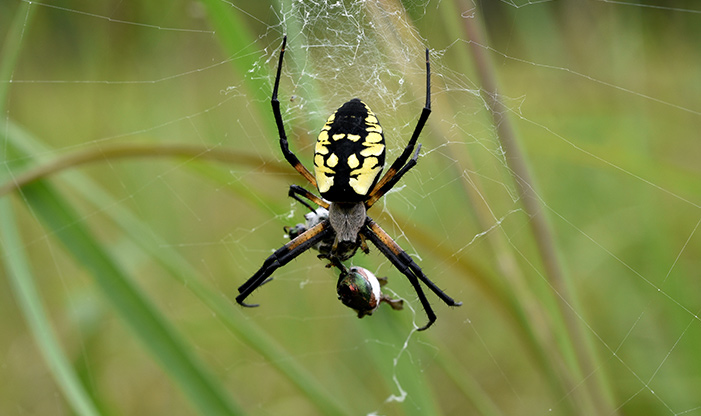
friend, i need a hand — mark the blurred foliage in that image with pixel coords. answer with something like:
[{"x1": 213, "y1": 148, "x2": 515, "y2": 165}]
[{"x1": 1, "y1": 0, "x2": 700, "y2": 415}]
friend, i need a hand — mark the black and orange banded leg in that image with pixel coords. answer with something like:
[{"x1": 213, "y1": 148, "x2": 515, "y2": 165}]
[
  {"x1": 288, "y1": 184, "x2": 329, "y2": 212},
  {"x1": 365, "y1": 144, "x2": 421, "y2": 207},
  {"x1": 237, "y1": 221, "x2": 331, "y2": 307},
  {"x1": 271, "y1": 36, "x2": 317, "y2": 188},
  {"x1": 367, "y1": 48, "x2": 431, "y2": 207},
  {"x1": 361, "y1": 218, "x2": 461, "y2": 330}
]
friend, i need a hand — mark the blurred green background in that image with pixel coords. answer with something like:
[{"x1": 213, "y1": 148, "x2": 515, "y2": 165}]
[{"x1": 1, "y1": 0, "x2": 700, "y2": 415}]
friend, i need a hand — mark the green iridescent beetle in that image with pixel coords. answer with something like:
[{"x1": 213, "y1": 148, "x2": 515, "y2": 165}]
[{"x1": 236, "y1": 36, "x2": 461, "y2": 330}]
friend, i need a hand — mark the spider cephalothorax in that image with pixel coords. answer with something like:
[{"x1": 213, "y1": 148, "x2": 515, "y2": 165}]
[{"x1": 236, "y1": 36, "x2": 461, "y2": 330}]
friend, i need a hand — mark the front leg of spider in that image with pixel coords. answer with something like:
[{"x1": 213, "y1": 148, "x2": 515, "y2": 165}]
[
  {"x1": 362, "y1": 219, "x2": 462, "y2": 330},
  {"x1": 237, "y1": 36, "x2": 461, "y2": 329},
  {"x1": 236, "y1": 221, "x2": 332, "y2": 307}
]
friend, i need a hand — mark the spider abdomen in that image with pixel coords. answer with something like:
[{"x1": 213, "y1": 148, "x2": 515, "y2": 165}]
[{"x1": 314, "y1": 99, "x2": 386, "y2": 202}]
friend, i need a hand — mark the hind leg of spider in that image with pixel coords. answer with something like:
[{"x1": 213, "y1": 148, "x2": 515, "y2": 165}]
[
  {"x1": 368, "y1": 48, "x2": 431, "y2": 207},
  {"x1": 366, "y1": 144, "x2": 421, "y2": 208},
  {"x1": 270, "y1": 36, "x2": 318, "y2": 188}
]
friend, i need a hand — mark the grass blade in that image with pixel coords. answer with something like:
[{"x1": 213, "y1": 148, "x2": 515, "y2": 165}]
[
  {"x1": 16, "y1": 179, "x2": 242, "y2": 415},
  {"x1": 0, "y1": 3, "x2": 100, "y2": 414},
  {"x1": 0, "y1": 200, "x2": 100, "y2": 415}
]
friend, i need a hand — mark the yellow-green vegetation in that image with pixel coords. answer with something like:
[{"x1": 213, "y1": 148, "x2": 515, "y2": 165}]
[{"x1": 1, "y1": 1, "x2": 699, "y2": 415}]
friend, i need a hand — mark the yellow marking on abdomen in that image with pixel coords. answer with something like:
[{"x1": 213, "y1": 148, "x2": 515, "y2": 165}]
[
  {"x1": 326, "y1": 153, "x2": 339, "y2": 168},
  {"x1": 366, "y1": 132, "x2": 383, "y2": 143},
  {"x1": 348, "y1": 157, "x2": 381, "y2": 195},
  {"x1": 360, "y1": 143, "x2": 384, "y2": 157}
]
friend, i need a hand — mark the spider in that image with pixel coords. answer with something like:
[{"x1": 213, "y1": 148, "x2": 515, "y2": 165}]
[
  {"x1": 283, "y1": 205, "x2": 404, "y2": 317},
  {"x1": 236, "y1": 36, "x2": 461, "y2": 330}
]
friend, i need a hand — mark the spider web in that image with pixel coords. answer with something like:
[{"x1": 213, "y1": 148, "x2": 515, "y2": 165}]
[{"x1": 1, "y1": 0, "x2": 700, "y2": 415}]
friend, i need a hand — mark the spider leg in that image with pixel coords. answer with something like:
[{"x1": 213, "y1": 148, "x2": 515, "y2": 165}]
[
  {"x1": 288, "y1": 186, "x2": 316, "y2": 213},
  {"x1": 368, "y1": 48, "x2": 431, "y2": 206},
  {"x1": 271, "y1": 36, "x2": 318, "y2": 188},
  {"x1": 366, "y1": 219, "x2": 461, "y2": 306},
  {"x1": 288, "y1": 184, "x2": 329, "y2": 211},
  {"x1": 365, "y1": 144, "x2": 421, "y2": 208},
  {"x1": 237, "y1": 220, "x2": 331, "y2": 307},
  {"x1": 361, "y1": 226, "x2": 436, "y2": 330},
  {"x1": 361, "y1": 218, "x2": 461, "y2": 330}
]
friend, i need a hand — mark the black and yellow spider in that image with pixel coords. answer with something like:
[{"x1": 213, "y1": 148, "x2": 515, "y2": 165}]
[{"x1": 236, "y1": 36, "x2": 461, "y2": 330}]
